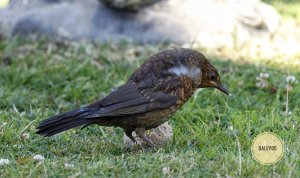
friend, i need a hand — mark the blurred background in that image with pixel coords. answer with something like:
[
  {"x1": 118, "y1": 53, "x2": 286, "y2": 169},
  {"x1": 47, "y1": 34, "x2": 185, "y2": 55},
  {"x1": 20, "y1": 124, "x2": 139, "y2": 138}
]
[{"x1": 0, "y1": 0, "x2": 299, "y2": 58}]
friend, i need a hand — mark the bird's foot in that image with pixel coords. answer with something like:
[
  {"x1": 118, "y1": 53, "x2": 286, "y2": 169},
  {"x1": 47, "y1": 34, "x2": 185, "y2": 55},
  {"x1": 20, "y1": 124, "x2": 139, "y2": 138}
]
[
  {"x1": 135, "y1": 127, "x2": 155, "y2": 147},
  {"x1": 125, "y1": 130, "x2": 137, "y2": 144}
]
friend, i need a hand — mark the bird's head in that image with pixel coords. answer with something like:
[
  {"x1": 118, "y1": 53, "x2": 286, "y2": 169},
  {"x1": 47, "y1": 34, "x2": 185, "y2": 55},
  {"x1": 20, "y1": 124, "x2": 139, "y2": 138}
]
[
  {"x1": 159, "y1": 48, "x2": 230, "y2": 95},
  {"x1": 198, "y1": 62, "x2": 230, "y2": 95}
]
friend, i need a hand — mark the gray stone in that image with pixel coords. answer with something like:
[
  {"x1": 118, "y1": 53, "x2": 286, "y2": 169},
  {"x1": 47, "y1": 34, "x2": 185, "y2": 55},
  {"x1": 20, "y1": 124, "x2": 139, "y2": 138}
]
[{"x1": 0, "y1": 0, "x2": 280, "y2": 48}]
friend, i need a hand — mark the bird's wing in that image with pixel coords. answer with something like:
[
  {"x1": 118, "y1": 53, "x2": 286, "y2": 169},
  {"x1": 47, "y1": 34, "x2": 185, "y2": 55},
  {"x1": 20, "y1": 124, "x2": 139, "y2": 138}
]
[{"x1": 85, "y1": 80, "x2": 179, "y2": 118}]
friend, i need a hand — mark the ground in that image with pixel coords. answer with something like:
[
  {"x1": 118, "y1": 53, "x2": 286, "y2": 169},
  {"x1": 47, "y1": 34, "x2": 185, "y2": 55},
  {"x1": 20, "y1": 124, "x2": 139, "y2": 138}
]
[{"x1": 0, "y1": 1, "x2": 300, "y2": 177}]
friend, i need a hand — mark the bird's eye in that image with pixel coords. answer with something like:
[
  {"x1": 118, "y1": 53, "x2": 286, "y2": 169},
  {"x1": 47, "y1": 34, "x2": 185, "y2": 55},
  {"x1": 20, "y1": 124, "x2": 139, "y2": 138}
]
[{"x1": 210, "y1": 74, "x2": 216, "y2": 80}]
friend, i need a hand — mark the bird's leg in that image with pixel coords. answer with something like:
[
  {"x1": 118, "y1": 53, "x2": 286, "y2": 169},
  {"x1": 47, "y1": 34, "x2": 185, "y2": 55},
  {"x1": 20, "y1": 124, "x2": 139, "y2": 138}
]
[
  {"x1": 125, "y1": 129, "x2": 136, "y2": 143},
  {"x1": 135, "y1": 127, "x2": 155, "y2": 147}
]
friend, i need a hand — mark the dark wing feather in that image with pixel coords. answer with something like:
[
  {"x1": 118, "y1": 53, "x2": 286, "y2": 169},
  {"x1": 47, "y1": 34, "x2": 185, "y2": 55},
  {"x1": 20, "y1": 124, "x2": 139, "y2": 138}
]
[
  {"x1": 95, "y1": 103, "x2": 157, "y2": 117},
  {"x1": 100, "y1": 82, "x2": 143, "y2": 106},
  {"x1": 85, "y1": 81, "x2": 179, "y2": 118}
]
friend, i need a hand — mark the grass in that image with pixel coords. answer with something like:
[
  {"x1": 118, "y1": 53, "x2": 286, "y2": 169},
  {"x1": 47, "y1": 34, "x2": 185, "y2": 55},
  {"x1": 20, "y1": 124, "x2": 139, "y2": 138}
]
[
  {"x1": 263, "y1": 0, "x2": 300, "y2": 21},
  {"x1": 0, "y1": 36, "x2": 299, "y2": 177}
]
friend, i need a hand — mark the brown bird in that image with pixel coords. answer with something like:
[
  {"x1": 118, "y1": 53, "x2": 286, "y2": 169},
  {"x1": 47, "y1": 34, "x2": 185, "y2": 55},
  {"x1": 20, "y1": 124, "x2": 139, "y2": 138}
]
[{"x1": 36, "y1": 48, "x2": 229, "y2": 146}]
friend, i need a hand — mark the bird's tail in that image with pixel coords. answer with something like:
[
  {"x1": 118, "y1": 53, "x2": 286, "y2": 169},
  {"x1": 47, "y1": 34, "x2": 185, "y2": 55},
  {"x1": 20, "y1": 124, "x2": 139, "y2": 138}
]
[{"x1": 36, "y1": 107, "x2": 95, "y2": 137}]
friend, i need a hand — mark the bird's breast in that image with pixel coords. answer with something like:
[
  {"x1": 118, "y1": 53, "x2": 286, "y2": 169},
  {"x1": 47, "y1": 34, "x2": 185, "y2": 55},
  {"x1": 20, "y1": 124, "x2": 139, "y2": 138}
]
[
  {"x1": 176, "y1": 76, "x2": 196, "y2": 103},
  {"x1": 136, "y1": 106, "x2": 178, "y2": 129}
]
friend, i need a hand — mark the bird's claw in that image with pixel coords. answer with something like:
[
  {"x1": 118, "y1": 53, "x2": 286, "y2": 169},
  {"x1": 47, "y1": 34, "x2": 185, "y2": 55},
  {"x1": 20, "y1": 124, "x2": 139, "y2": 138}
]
[{"x1": 135, "y1": 127, "x2": 155, "y2": 147}]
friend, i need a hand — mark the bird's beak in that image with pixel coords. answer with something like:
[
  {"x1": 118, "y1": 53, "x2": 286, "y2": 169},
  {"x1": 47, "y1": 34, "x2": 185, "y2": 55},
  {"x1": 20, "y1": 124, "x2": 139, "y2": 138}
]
[{"x1": 216, "y1": 84, "x2": 230, "y2": 96}]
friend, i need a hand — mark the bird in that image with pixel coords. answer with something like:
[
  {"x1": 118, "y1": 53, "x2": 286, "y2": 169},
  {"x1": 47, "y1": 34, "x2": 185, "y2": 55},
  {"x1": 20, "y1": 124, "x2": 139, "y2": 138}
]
[{"x1": 36, "y1": 48, "x2": 229, "y2": 146}]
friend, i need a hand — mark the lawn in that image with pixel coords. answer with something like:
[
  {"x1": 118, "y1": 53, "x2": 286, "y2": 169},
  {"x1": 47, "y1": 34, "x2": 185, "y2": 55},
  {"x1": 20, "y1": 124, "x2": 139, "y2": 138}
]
[{"x1": 0, "y1": 36, "x2": 299, "y2": 177}]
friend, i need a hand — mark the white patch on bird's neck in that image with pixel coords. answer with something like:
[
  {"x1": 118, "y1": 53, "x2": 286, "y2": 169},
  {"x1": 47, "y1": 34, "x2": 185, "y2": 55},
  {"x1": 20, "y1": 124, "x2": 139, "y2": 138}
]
[
  {"x1": 169, "y1": 65, "x2": 189, "y2": 76},
  {"x1": 168, "y1": 65, "x2": 201, "y2": 80}
]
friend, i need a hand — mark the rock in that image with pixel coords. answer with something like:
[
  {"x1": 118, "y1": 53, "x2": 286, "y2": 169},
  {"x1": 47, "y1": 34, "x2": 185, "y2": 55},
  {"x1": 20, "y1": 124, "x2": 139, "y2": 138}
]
[
  {"x1": 124, "y1": 122, "x2": 173, "y2": 149},
  {"x1": 0, "y1": 0, "x2": 281, "y2": 49},
  {"x1": 234, "y1": 0, "x2": 280, "y2": 34}
]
